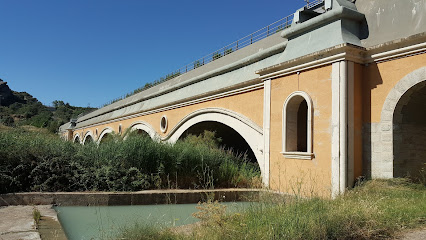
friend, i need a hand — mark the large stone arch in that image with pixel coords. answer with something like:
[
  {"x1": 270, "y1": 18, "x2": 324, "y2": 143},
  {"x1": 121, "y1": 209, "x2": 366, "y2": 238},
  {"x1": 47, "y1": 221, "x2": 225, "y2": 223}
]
[
  {"x1": 373, "y1": 67, "x2": 426, "y2": 178},
  {"x1": 163, "y1": 108, "x2": 267, "y2": 184},
  {"x1": 128, "y1": 121, "x2": 159, "y2": 140},
  {"x1": 97, "y1": 127, "x2": 114, "y2": 144}
]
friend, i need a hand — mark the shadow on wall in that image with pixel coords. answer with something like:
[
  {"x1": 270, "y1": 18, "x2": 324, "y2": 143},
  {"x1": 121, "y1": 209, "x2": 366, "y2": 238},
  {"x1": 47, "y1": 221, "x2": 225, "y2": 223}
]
[{"x1": 362, "y1": 63, "x2": 383, "y2": 179}]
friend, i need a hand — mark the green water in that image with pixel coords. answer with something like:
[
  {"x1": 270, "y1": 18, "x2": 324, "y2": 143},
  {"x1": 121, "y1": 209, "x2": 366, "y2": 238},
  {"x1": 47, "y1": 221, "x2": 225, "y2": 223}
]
[{"x1": 55, "y1": 202, "x2": 252, "y2": 240}]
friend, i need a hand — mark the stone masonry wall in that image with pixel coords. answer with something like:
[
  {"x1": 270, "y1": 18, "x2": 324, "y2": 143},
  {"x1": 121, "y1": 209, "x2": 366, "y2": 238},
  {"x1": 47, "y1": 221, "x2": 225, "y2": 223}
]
[{"x1": 393, "y1": 124, "x2": 426, "y2": 179}]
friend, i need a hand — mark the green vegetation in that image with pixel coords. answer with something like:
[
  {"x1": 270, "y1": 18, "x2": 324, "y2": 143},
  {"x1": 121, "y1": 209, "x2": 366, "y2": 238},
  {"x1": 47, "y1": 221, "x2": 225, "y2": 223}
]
[
  {"x1": 33, "y1": 208, "x2": 41, "y2": 227},
  {"x1": 117, "y1": 179, "x2": 426, "y2": 240},
  {"x1": 0, "y1": 82, "x2": 95, "y2": 133},
  {"x1": 0, "y1": 127, "x2": 260, "y2": 194},
  {"x1": 224, "y1": 48, "x2": 233, "y2": 55},
  {"x1": 212, "y1": 52, "x2": 222, "y2": 60},
  {"x1": 193, "y1": 60, "x2": 203, "y2": 69}
]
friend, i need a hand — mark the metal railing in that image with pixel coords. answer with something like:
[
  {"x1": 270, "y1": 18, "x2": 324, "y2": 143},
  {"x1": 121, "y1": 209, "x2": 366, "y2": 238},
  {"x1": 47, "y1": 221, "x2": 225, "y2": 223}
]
[
  {"x1": 97, "y1": 13, "x2": 295, "y2": 108},
  {"x1": 96, "y1": 1, "x2": 324, "y2": 109},
  {"x1": 174, "y1": 14, "x2": 294, "y2": 75},
  {"x1": 305, "y1": 0, "x2": 325, "y2": 9}
]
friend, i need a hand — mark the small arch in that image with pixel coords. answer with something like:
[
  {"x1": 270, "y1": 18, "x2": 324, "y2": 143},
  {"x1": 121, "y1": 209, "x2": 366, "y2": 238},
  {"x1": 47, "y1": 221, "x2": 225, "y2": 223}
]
[
  {"x1": 73, "y1": 133, "x2": 81, "y2": 144},
  {"x1": 97, "y1": 127, "x2": 114, "y2": 144},
  {"x1": 282, "y1": 91, "x2": 314, "y2": 159},
  {"x1": 128, "y1": 121, "x2": 158, "y2": 140},
  {"x1": 83, "y1": 131, "x2": 95, "y2": 145}
]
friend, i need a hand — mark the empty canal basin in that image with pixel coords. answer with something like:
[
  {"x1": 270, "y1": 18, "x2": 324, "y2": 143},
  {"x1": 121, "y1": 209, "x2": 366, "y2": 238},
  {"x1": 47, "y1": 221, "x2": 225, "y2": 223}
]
[{"x1": 54, "y1": 202, "x2": 252, "y2": 240}]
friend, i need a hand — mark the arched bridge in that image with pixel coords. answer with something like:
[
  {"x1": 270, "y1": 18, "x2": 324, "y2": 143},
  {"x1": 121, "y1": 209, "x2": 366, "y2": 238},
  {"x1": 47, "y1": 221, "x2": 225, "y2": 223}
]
[{"x1": 60, "y1": 0, "x2": 426, "y2": 197}]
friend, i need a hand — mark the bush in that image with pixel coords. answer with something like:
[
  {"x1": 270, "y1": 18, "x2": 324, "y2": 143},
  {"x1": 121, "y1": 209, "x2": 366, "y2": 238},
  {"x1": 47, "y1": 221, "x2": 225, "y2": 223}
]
[
  {"x1": 120, "y1": 179, "x2": 425, "y2": 240},
  {"x1": 0, "y1": 128, "x2": 260, "y2": 193}
]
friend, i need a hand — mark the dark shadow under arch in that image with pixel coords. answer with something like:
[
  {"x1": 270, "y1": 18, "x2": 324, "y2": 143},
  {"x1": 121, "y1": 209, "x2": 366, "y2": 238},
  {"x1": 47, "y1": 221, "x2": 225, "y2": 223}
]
[
  {"x1": 84, "y1": 135, "x2": 94, "y2": 145},
  {"x1": 135, "y1": 129, "x2": 150, "y2": 137},
  {"x1": 179, "y1": 121, "x2": 257, "y2": 163},
  {"x1": 393, "y1": 81, "x2": 426, "y2": 180},
  {"x1": 99, "y1": 132, "x2": 113, "y2": 144}
]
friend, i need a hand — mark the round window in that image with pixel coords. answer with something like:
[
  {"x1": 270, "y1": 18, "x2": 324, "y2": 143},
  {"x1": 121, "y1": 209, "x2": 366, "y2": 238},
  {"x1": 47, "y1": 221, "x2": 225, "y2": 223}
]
[{"x1": 160, "y1": 115, "x2": 168, "y2": 133}]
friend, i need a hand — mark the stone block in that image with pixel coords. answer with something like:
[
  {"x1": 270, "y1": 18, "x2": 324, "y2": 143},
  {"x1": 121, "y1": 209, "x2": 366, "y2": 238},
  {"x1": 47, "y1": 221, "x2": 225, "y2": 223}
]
[
  {"x1": 371, "y1": 123, "x2": 380, "y2": 133},
  {"x1": 381, "y1": 152, "x2": 393, "y2": 162},
  {"x1": 381, "y1": 123, "x2": 392, "y2": 131},
  {"x1": 381, "y1": 133, "x2": 392, "y2": 142},
  {"x1": 373, "y1": 142, "x2": 382, "y2": 153},
  {"x1": 371, "y1": 152, "x2": 382, "y2": 162},
  {"x1": 381, "y1": 110, "x2": 393, "y2": 122},
  {"x1": 382, "y1": 142, "x2": 393, "y2": 152},
  {"x1": 371, "y1": 132, "x2": 381, "y2": 142}
]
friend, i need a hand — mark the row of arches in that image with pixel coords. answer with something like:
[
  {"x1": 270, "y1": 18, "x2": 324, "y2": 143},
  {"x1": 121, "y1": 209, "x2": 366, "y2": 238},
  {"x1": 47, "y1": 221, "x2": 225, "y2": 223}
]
[
  {"x1": 73, "y1": 125, "x2": 151, "y2": 145},
  {"x1": 70, "y1": 64, "x2": 426, "y2": 187},
  {"x1": 71, "y1": 108, "x2": 267, "y2": 183},
  {"x1": 71, "y1": 90, "x2": 315, "y2": 184}
]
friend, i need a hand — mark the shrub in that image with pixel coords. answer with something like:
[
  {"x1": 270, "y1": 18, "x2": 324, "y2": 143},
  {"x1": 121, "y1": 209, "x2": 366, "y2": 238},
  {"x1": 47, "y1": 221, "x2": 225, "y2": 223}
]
[{"x1": 0, "y1": 128, "x2": 260, "y2": 193}]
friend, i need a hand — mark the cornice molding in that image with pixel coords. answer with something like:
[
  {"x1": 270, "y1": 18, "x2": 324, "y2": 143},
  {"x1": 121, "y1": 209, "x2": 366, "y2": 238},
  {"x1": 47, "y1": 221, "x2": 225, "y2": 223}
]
[
  {"x1": 257, "y1": 44, "x2": 365, "y2": 80},
  {"x1": 72, "y1": 82, "x2": 264, "y2": 131},
  {"x1": 257, "y1": 34, "x2": 426, "y2": 80}
]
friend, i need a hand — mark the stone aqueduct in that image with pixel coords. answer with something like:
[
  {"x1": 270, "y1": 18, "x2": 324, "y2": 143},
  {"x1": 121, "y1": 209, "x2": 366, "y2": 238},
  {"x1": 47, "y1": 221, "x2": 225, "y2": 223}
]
[{"x1": 61, "y1": 0, "x2": 426, "y2": 198}]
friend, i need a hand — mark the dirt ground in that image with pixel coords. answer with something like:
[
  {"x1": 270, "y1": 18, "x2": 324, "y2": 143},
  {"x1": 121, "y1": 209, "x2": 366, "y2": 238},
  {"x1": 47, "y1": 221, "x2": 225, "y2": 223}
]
[{"x1": 395, "y1": 228, "x2": 426, "y2": 240}]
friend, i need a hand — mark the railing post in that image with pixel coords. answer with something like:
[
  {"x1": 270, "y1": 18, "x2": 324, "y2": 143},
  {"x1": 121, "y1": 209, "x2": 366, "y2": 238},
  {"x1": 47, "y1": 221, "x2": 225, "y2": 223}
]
[
  {"x1": 267, "y1": 25, "x2": 269, "y2": 36},
  {"x1": 236, "y1": 41, "x2": 239, "y2": 50},
  {"x1": 251, "y1": 34, "x2": 253, "y2": 44}
]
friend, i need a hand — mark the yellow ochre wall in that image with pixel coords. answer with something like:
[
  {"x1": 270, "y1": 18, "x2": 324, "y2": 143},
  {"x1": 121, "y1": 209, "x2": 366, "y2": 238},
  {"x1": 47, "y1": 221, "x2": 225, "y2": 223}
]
[
  {"x1": 362, "y1": 54, "x2": 426, "y2": 124},
  {"x1": 269, "y1": 65, "x2": 333, "y2": 197},
  {"x1": 67, "y1": 52, "x2": 425, "y2": 198},
  {"x1": 73, "y1": 88, "x2": 264, "y2": 142}
]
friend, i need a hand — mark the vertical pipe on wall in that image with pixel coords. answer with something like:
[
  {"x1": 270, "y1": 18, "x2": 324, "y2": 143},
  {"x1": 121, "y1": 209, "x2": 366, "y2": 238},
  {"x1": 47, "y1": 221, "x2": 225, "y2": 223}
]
[{"x1": 339, "y1": 61, "x2": 348, "y2": 193}]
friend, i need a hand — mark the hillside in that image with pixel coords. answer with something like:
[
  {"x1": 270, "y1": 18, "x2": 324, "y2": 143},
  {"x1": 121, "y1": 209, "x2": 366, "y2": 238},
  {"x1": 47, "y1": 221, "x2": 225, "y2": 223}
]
[{"x1": 0, "y1": 79, "x2": 95, "y2": 132}]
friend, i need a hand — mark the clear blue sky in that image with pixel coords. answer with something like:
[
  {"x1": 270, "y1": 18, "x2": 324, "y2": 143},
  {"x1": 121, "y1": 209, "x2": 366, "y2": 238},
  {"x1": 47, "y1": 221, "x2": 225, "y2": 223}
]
[{"x1": 1, "y1": 0, "x2": 306, "y2": 108}]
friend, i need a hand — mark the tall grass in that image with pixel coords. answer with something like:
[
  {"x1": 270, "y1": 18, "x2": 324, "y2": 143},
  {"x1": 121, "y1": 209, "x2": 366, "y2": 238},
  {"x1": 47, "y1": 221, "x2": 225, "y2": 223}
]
[
  {"x1": 0, "y1": 127, "x2": 260, "y2": 193},
  {"x1": 117, "y1": 179, "x2": 426, "y2": 240}
]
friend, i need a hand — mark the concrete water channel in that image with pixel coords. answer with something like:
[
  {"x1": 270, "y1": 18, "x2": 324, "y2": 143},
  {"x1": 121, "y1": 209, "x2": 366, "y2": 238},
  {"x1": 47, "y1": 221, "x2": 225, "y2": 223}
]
[
  {"x1": 55, "y1": 202, "x2": 253, "y2": 239},
  {"x1": 0, "y1": 189, "x2": 262, "y2": 239}
]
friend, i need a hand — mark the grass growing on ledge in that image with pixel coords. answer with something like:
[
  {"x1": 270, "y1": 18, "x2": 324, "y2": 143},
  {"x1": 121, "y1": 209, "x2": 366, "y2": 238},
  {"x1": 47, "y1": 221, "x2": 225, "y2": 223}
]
[
  {"x1": 32, "y1": 208, "x2": 41, "y2": 227},
  {"x1": 117, "y1": 179, "x2": 426, "y2": 240}
]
